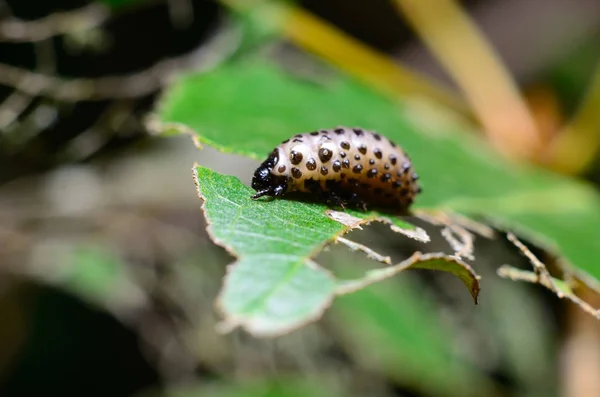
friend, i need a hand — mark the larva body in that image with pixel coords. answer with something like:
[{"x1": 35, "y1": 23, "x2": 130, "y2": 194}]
[{"x1": 251, "y1": 127, "x2": 421, "y2": 211}]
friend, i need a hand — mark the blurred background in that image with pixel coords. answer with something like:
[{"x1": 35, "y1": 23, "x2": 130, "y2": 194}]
[{"x1": 0, "y1": 0, "x2": 599, "y2": 396}]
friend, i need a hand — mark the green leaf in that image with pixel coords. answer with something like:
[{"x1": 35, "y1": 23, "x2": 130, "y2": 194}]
[
  {"x1": 196, "y1": 166, "x2": 339, "y2": 336},
  {"x1": 195, "y1": 166, "x2": 478, "y2": 336},
  {"x1": 159, "y1": 59, "x2": 600, "y2": 288},
  {"x1": 59, "y1": 246, "x2": 146, "y2": 312},
  {"x1": 164, "y1": 379, "x2": 340, "y2": 397}
]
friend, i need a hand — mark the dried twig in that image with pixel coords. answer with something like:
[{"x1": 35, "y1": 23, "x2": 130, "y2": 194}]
[
  {"x1": 0, "y1": 18, "x2": 241, "y2": 101},
  {"x1": 498, "y1": 265, "x2": 600, "y2": 320},
  {"x1": 0, "y1": 39, "x2": 59, "y2": 134},
  {"x1": 441, "y1": 226, "x2": 474, "y2": 260},
  {"x1": 506, "y1": 232, "x2": 560, "y2": 294},
  {"x1": 336, "y1": 252, "x2": 422, "y2": 295},
  {"x1": 414, "y1": 210, "x2": 475, "y2": 259},
  {"x1": 0, "y1": 3, "x2": 110, "y2": 42},
  {"x1": 335, "y1": 236, "x2": 392, "y2": 265},
  {"x1": 0, "y1": 90, "x2": 33, "y2": 130},
  {"x1": 501, "y1": 233, "x2": 600, "y2": 320},
  {"x1": 391, "y1": 0, "x2": 541, "y2": 160}
]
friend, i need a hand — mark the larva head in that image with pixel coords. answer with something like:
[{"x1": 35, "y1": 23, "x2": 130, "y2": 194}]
[{"x1": 251, "y1": 149, "x2": 289, "y2": 199}]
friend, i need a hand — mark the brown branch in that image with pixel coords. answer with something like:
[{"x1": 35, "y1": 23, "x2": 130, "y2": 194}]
[
  {"x1": 0, "y1": 90, "x2": 32, "y2": 130},
  {"x1": 0, "y1": 40, "x2": 58, "y2": 133},
  {"x1": 335, "y1": 236, "x2": 392, "y2": 265},
  {"x1": 497, "y1": 265, "x2": 600, "y2": 320},
  {"x1": 391, "y1": 0, "x2": 542, "y2": 160},
  {"x1": 506, "y1": 232, "x2": 561, "y2": 295},
  {"x1": 501, "y1": 233, "x2": 600, "y2": 320},
  {"x1": 0, "y1": 20, "x2": 241, "y2": 101},
  {"x1": 0, "y1": 3, "x2": 110, "y2": 42}
]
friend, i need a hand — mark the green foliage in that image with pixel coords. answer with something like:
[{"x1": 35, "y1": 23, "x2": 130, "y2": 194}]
[
  {"x1": 194, "y1": 166, "x2": 480, "y2": 336},
  {"x1": 159, "y1": 59, "x2": 600, "y2": 286},
  {"x1": 164, "y1": 379, "x2": 341, "y2": 397},
  {"x1": 331, "y1": 259, "x2": 491, "y2": 397},
  {"x1": 97, "y1": 0, "x2": 150, "y2": 9},
  {"x1": 195, "y1": 166, "x2": 340, "y2": 335}
]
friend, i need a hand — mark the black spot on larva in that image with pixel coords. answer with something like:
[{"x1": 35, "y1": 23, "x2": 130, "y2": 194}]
[
  {"x1": 352, "y1": 164, "x2": 363, "y2": 174},
  {"x1": 306, "y1": 158, "x2": 317, "y2": 170},
  {"x1": 360, "y1": 183, "x2": 370, "y2": 190},
  {"x1": 353, "y1": 128, "x2": 364, "y2": 136},
  {"x1": 384, "y1": 163, "x2": 390, "y2": 170},
  {"x1": 340, "y1": 173, "x2": 346, "y2": 179},
  {"x1": 388, "y1": 139, "x2": 397, "y2": 148},
  {"x1": 320, "y1": 130, "x2": 328, "y2": 134},
  {"x1": 390, "y1": 155, "x2": 397, "y2": 165},
  {"x1": 291, "y1": 168, "x2": 302, "y2": 178},
  {"x1": 373, "y1": 148, "x2": 383, "y2": 159},
  {"x1": 358, "y1": 145, "x2": 367, "y2": 155},
  {"x1": 340, "y1": 152, "x2": 347, "y2": 158},
  {"x1": 400, "y1": 188, "x2": 409, "y2": 196},
  {"x1": 332, "y1": 160, "x2": 341, "y2": 172},
  {"x1": 342, "y1": 159, "x2": 350, "y2": 168},
  {"x1": 374, "y1": 188, "x2": 383, "y2": 195},
  {"x1": 319, "y1": 148, "x2": 333, "y2": 162},
  {"x1": 367, "y1": 169, "x2": 378, "y2": 178},
  {"x1": 292, "y1": 138, "x2": 303, "y2": 143},
  {"x1": 369, "y1": 159, "x2": 375, "y2": 165},
  {"x1": 354, "y1": 154, "x2": 361, "y2": 161},
  {"x1": 320, "y1": 166, "x2": 329, "y2": 176},
  {"x1": 393, "y1": 180, "x2": 403, "y2": 189},
  {"x1": 310, "y1": 131, "x2": 319, "y2": 136},
  {"x1": 416, "y1": 186, "x2": 423, "y2": 194},
  {"x1": 334, "y1": 128, "x2": 345, "y2": 134},
  {"x1": 321, "y1": 135, "x2": 331, "y2": 141},
  {"x1": 380, "y1": 173, "x2": 391, "y2": 182},
  {"x1": 290, "y1": 151, "x2": 303, "y2": 165},
  {"x1": 282, "y1": 139, "x2": 290, "y2": 144},
  {"x1": 402, "y1": 161, "x2": 411, "y2": 173},
  {"x1": 295, "y1": 134, "x2": 303, "y2": 138},
  {"x1": 373, "y1": 133, "x2": 382, "y2": 141},
  {"x1": 278, "y1": 165, "x2": 286, "y2": 173},
  {"x1": 340, "y1": 141, "x2": 350, "y2": 150},
  {"x1": 412, "y1": 173, "x2": 419, "y2": 181}
]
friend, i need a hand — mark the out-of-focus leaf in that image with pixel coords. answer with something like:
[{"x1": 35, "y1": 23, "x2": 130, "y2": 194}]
[
  {"x1": 60, "y1": 246, "x2": 147, "y2": 313},
  {"x1": 330, "y1": 255, "x2": 496, "y2": 397},
  {"x1": 159, "y1": 60, "x2": 600, "y2": 288},
  {"x1": 98, "y1": 0, "x2": 149, "y2": 9},
  {"x1": 195, "y1": 166, "x2": 338, "y2": 336},
  {"x1": 164, "y1": 379, "x2": 339, "y2": 397}
]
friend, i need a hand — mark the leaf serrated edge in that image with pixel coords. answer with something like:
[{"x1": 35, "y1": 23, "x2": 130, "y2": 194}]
[{"x1": 192, "y1": 165, "x2": 357, "y2": 337}]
